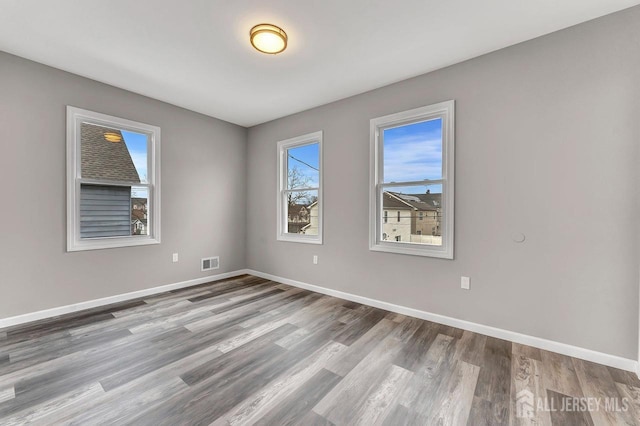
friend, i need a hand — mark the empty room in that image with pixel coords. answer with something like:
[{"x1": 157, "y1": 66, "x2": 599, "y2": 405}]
[{"x1": 1, "y1": 1, "x2": 640, "y2": 424}]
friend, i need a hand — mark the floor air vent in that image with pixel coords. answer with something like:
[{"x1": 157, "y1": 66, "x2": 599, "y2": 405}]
[{"x1": 201, "y1": 256, "x2": 220, "y2": 272}]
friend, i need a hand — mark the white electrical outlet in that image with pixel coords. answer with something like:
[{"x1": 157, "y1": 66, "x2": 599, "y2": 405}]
[
  {"x1": 172, "y1": 253, "x2": 179, "y2": 263},
  {"x1": 461, "y1": 276, "x2": 470, "y2": 290},
  {"x1": 313, "y1": 255, "x2": 318, "y2": 265}
]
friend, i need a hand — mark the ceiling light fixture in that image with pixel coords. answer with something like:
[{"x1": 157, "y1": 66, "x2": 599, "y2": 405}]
[
  {"x1": 250, "y1": 23, "x2": 287, "y2": 54},
  {"x1": 104, "y1": 132, "x2": 122, "y2": 143}
]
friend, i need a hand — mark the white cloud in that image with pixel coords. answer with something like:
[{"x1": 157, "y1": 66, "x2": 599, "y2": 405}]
[{"x1": 383, "y1": 133, "x2": 442, "y2": 182}]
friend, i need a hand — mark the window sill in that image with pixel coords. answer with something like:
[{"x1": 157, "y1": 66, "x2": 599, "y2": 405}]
[
  {"x1": 67, "y1": 236, "x2": 160, "y2": 252},
  {"x1": 369, "y1": 242, "x2": 452, "y2": 259},
  {"x1": 277, "y1": 235, "x2": 323, "y2": 245}
]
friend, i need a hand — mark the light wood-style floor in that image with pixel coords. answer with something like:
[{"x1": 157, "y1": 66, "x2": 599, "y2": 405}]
[{"x1": 1, "y1": 275, "x2": 639, "y2": 425}]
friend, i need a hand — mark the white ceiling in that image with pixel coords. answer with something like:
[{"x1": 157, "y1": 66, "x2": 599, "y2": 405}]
[{"x1": 1, "y1": 0, "x2": 638, "y2": 127}]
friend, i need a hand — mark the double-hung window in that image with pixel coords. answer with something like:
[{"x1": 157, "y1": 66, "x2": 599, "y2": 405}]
[
  {"x1": 66, "y1": 107, "x2": 161, "y2": 251},
  {"x1": 369, "y1": 100, "x2": 454, "y2": 258},
  {"x1": 277, "y1": 131, "x2": 323, "y2": 244}
]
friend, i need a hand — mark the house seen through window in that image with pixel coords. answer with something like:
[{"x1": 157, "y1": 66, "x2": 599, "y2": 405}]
[{"x1": 80, "y1": 123, "x2": 149, "y2": 238}]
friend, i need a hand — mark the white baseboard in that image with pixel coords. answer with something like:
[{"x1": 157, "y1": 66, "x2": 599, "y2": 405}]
[
  {"x1": 0, "y1": 269, "x2": 249, "y2": 330},
  {"x1": 247, "y1": 269, "x2": 638, "y2": 373}
]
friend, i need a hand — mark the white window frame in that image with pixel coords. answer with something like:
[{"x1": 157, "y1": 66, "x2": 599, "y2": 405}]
[
  {"x1": 66, "y1": 106, "x2": 161, "y2": 252},
  {"x1": 369, "y1": 100, "x2": 455, "y2": 259},
  {"x1": 277, "y1": 131, "x2": 323, "y2": 244}
]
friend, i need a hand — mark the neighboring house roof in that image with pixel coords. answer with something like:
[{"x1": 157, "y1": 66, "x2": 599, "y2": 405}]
[
  {"x1": 81, "y1": 123, "x2": 140, "y2": 182},
  {"x1": 288, "y1": 204, "x2": 308, "y2": 210},
  {"x1": 413, "y1": 192, "x2": 442, "y2": 209},
  {"x1": 288, "y1": 204, "x2": 312, "y2": 236},
  {"x1": 383, "y1": 192, "x2": 414, "y2": 210},
  {"x1": 288, "y1": 204, "x2": 309, "y2": 219},
  {"x1": 131, "y1": 209, "x2": 147, "y2": 223},
  {"x1": 300, "y1": 201, "x2": 318, "y2": 232},
  {"x1": 385, "y1": 191, "x2": 440, "y2": 212}
]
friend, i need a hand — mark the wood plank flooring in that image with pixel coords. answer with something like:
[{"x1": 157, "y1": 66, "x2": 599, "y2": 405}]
[{"x1": 1, "y1": 274, "x2": 639, "y2": 425}]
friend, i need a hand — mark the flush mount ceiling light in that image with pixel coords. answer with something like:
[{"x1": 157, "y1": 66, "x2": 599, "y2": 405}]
[
  {"x1": 103, "y1": 132, "x2": 122, "y2": 143},
  {"x1": 250, "y1": 23, "x2": 287, "y2": 54}
]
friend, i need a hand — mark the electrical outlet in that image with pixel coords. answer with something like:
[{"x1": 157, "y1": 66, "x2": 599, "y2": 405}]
[
  {"x1": 461, "y1": 276, "x2": 470, "y2": 290},
  {"x1": 172, "y1": 253, "x2": 179, "y2": 263},
  {"x1": 313, "y1": 255, "x2": 318, "y2": 265}
]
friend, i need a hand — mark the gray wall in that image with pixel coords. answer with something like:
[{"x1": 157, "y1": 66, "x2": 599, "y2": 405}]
[
  {"x1": 0, "y1": 51, "x2": 247, "y2": 318},
  {"x1": 247, "y1": 7, "x2": 640, "y2": 359}
]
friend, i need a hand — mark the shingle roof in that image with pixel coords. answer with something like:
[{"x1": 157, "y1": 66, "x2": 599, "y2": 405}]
[
  {"x1": 385, "y1": 191, "x2": 441, "y2": 211},
  {"x1": 383, "y1": 192, "x2": 413, "y2": 209},
  {"x1": 81, "y1": 123, "x2": 140, "y2": 182},
  {"x1": 288, "y1": 204, "x2": 310, "y2": 222},
  {"x1": 131, "y1": 208, "x2": 147, "y2": 223},
  {"x1": 413, "y1": 192, "x2": 442, "y2": 209}
]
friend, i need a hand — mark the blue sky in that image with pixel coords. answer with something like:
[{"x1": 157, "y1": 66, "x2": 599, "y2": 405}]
[
  {"x1": 383, "y1": 118, "x2": 442, "y2": 188},
  {"x1": 122, "y1": 130, "x2": 148, "y2": 198},
  {"x1": 287, "y1": 142, "x2": 319, "y2": 188}
]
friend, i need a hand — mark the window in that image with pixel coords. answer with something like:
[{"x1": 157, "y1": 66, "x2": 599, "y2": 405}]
[
  {"x1": 66, "y1": 107, "x2": 161, "y2": 251},
  {"x1": 277, "y1": 131, "x2": 322, "y2": 244},
  {"x1": 397, "y1": 211, "x2": 401, "y2": 222},
  {"x1": 369, "y1": 100, "x2": 454, "y2": 258},
  {"x1": 384, "y1": 211, "x2": 388, "y2": 223}
]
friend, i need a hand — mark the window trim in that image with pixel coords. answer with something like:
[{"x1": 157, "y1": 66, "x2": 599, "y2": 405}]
[
  {"x1": 369, "y1": 100, "x2": 455, "y2": 259},
  {"x1": 276, "y1": 131, "x2": 323, "y2": 244},
  {"x1": 66, "y1": 106, "x2": 161, "y2": 252}
]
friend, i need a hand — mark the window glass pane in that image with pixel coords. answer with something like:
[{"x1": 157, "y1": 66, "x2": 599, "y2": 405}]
[
  {"x1": 121, "y1": 130, "x2": 149, "y2": 183},
  {"x1": 287, "y1": 143, "x2": 319, "y2": 189},
  {"x1": 286, "y1": 189, "x2": 318, "y2": 235},
  {"x1": 81, "y1": 123, "x2": 147, "y2": 183},
  {"x1": 131, "y1": 186, "x2": 149, "y2": 236},
  {"x1": 381, "y1": 184, "x2": 442, "y2": 246},
  {"x1": 383, "y1": 118, "x2": 442, "y2": 183}
]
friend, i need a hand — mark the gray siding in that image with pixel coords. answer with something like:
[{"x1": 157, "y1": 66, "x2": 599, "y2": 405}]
[{"x1": 80, "y1": 184, "x2": 131, "y2": 238}]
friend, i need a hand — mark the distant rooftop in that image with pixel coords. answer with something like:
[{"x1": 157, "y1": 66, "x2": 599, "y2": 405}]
[{"x1": 385, "y1": 191, "x2": 441, "y2": 211}]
